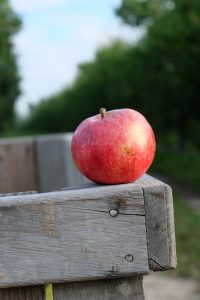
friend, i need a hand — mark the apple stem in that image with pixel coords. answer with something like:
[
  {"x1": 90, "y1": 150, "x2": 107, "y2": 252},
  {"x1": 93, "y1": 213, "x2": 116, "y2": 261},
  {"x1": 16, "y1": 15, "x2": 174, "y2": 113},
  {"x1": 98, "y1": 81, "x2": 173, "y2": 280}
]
[{"x1": 100, "y1": 108, "x2": 106, "y2": 119}]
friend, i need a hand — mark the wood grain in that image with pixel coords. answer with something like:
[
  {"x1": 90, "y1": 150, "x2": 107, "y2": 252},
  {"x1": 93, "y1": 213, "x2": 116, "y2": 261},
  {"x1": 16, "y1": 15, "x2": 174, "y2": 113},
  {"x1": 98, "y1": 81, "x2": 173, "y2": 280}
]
[
  {"x1": 53, "y1": 276, "x2": 144, "y2": 300},
  {"x1": 137, "y1": 174, "x2": 177, "y2": 271},
  {"x1": 0, "y1": 183, "x2": 148, "y2": 288},
  {"x1": 0, "y1": 285, "x2": 44, "y2": 300},
  {"x1": 0, "y1": 137, "x2": 37, "y2": 193}
]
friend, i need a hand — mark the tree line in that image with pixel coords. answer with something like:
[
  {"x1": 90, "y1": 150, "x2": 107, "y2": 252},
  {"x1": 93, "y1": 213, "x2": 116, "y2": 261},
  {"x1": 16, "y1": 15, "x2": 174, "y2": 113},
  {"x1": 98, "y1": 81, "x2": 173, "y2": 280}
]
[{"x1": 1, "y1": 0, "x2": 200, "y2": 151}]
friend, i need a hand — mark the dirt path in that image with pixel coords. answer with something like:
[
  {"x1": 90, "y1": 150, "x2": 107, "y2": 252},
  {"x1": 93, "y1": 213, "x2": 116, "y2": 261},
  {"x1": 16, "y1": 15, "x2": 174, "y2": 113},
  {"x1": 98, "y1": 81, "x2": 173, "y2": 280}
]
[{"x1": 144, "y1": 273, "x2": 200, "y2": 300}]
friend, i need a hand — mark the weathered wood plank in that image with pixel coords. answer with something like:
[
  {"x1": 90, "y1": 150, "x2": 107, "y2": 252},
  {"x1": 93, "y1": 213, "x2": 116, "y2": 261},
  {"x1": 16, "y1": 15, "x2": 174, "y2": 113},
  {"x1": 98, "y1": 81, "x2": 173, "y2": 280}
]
[
  {"x1": 0, "y1": 183, "x2": 148, "y2": 288},
  {"x1": 35, "y1": 133, "x2": 89, "y2": 192},
  {"x1": 53, "y1": 276, "x2": 144, "y2": 300},
  {"x1": 0, "y1": 138, "x2": 37, "y2": 193},
  {"x1": 0, "y1": 285, "x2": 44, "y2": 300},
  {"x1": 136, "y1": 174, "x2": 177, "y2": 271}
]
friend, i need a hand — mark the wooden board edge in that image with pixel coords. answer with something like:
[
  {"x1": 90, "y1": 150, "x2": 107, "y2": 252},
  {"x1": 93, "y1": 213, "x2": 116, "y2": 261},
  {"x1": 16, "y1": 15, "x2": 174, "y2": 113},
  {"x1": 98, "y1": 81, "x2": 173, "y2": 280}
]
[
  {"x1": 163, "y1": 184, "x2": 177, "y2": 269},
  {"x1": 143, "y1": 182, "x2": 177, "y2": 271}
]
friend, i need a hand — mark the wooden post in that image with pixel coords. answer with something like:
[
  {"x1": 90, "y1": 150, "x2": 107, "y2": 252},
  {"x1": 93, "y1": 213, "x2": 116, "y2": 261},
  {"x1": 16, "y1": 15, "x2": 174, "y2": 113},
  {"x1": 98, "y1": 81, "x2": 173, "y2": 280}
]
[{"x1": 0, "y1": 175, "x2": 176, "y2": 299}]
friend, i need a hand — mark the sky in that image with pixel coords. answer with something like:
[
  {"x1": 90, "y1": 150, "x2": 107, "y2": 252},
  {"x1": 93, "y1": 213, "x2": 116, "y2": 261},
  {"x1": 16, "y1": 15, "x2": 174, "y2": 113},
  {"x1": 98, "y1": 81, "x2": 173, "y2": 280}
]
[{"x1": 10, "y1": 0, "x2": 142, "y2": 116}]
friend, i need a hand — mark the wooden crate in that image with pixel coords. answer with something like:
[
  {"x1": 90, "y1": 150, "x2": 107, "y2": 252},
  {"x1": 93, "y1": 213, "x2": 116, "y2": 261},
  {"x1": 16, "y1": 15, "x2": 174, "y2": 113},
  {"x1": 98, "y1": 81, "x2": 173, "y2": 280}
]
[{"x1": 0, "y1": 174, "x2": 176, "y2": 300}]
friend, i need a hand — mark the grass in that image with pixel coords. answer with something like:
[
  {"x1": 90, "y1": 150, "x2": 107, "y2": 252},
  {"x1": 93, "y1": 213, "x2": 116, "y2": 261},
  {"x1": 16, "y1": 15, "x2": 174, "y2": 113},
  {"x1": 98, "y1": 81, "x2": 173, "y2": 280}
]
[{"x1": 167, "y1": 196, "x2": 200, "y2": 279}]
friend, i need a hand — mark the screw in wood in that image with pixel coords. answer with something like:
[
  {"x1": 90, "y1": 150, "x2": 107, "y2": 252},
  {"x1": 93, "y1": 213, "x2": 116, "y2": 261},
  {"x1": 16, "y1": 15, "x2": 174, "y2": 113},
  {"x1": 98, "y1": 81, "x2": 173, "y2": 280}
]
[
  {"x1": 125, "y1": 254, "x2": 134, "y2": 262},
  {"x1": 109, "y1": 209, "x2": 118, "y2": 217}
]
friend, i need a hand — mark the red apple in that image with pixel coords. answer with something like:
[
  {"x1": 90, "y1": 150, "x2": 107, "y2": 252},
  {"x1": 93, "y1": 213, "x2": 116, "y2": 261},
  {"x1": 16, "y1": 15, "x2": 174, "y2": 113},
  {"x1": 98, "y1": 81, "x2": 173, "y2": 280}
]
[{"x1": 71, "y1": 108, "x2": 156, "y2": 184}]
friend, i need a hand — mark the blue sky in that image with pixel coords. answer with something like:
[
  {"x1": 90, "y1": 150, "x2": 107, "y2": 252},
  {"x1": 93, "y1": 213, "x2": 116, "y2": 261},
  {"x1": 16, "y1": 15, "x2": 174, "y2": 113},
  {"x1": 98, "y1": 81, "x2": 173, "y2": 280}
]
[{"x1": 11, "y1": 0, "x2": 142, "y2": 115}]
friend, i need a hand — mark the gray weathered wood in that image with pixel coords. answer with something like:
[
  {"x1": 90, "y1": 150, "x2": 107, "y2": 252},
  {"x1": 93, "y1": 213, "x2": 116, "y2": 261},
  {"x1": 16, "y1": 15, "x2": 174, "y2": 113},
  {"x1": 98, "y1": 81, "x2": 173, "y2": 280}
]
[
  {"x1": 0, "y1": 137, "x2": 37, "y2": 193},
  {"x1": 0, "y1": 191, "x2": 37, "y2": 197},
  {"x1": 35, "y1": 133, "x2": 89, "y2": 192},
  {"x1": 0, "y1": 285, "x2": 44, "y2": 300},
  {"x1": 53, "y1": 276, "x2": 144, "y2": 300},
  {"x1": 0, "y1": 183, "x2": 148, "y2": 288},
  {"x1": 136, "y1": 174, "x2": 177, "y2": 271}
]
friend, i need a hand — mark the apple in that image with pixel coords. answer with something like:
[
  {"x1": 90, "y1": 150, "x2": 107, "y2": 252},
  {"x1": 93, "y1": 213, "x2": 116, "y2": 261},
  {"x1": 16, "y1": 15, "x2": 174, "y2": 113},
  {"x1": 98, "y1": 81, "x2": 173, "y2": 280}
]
[{"x1": 71, "y1": 108, "x2": 156, "y2": 184}]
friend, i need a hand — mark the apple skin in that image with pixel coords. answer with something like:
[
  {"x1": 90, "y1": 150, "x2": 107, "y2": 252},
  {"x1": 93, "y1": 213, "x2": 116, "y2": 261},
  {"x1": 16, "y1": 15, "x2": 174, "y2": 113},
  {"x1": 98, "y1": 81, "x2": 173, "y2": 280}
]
[{"x1": 71, "y1": 108, "x2": 156, "y2": 184}]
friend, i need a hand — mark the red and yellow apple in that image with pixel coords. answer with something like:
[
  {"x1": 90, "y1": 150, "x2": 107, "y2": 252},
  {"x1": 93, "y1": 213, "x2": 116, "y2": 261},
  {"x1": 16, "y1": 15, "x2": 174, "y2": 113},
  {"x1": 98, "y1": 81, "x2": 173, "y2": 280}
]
[{"x1": 71, "y1": 108, "x2": 156, "y2": 184}]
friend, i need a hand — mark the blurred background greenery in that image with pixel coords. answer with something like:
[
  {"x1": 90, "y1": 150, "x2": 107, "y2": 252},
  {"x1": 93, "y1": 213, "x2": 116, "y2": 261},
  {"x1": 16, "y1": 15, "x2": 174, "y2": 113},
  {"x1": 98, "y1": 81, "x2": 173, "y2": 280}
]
[{"x1": 0, "y1": 0, "x2": 200, "y2": 281}]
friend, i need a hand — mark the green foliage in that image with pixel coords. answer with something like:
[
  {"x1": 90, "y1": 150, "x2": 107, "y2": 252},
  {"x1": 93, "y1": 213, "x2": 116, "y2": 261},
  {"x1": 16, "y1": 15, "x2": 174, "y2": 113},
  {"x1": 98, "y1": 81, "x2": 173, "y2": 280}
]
[
  {"x1": 117, "y1": 0, "x2": 200, "y2": 149},
  {"x1": 152, "y1": 147, "x2": 200, "y2": 192},
  {"x1": 23, "y1": 91, "x2": 67, "y2": 133},
  {"x1": 116, "y1": 0, "x2": 174, "y2": 26},
  {"x1": 0, "y1": 0, "x2": 21, "y2": 133}
]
